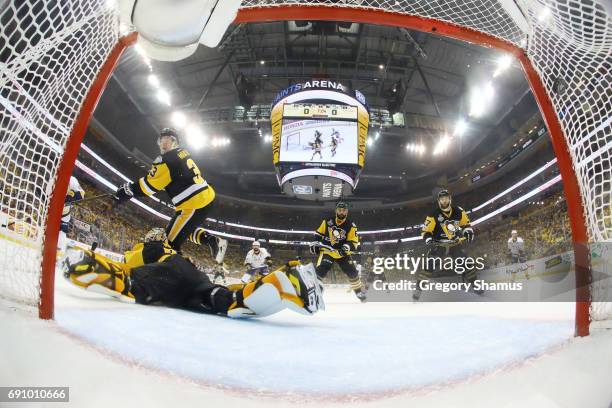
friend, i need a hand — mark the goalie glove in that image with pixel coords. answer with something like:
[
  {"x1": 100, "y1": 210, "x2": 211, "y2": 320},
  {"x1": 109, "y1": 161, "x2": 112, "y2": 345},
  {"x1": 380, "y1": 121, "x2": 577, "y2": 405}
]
[
  {"x1": 463, "y1": 227, "x2": 474, "y2": 242},
  {"x1": 115, "y1": 182, "x2": 134, "y2": 202}
]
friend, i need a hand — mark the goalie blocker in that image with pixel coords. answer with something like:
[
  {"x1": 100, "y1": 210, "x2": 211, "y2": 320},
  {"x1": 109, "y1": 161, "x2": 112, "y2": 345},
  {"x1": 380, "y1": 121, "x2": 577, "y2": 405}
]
[{"x1": 64, "y1": 248, "x2": 324, "y2": 318}]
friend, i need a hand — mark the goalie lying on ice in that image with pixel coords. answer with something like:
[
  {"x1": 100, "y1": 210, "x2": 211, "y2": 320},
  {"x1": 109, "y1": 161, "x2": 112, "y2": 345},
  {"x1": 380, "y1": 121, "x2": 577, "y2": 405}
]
[{"x1": 63, "y1": 248, "x2": 324, "y2": 318}]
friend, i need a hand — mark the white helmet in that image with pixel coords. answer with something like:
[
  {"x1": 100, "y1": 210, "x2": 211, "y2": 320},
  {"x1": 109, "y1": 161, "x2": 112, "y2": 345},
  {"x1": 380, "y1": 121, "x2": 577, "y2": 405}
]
[{"x1": 252, "y1": 241, "x2": 261, "y2": 248}]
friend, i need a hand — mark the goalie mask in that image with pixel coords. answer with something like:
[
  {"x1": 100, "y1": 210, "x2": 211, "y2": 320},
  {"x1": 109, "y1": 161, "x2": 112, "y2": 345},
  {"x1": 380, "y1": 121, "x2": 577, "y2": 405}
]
[{"x1": 144, "y1": 228, "x2": 167, "y2": 243}]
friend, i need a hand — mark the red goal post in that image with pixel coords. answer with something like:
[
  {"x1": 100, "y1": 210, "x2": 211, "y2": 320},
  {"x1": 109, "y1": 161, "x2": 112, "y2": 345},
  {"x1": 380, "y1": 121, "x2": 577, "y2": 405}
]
[{"x1": 0, "y1": 0, "x2": 609, "y2": 336}]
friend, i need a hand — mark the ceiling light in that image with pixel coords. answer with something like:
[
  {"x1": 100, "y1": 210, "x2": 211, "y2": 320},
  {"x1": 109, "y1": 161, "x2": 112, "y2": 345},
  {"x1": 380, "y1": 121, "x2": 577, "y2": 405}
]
[
  {"x1": 433, "y1": 135, "x2": 451, "y2": 156},
  {"x1": 185, "y1": 125, "x2": 206, "y2": 150},
  {"x1": 469, "y1": 82, "x2": 495, "y2": 118},
  {"x1": 212, "y1": 137, "x2": 231, "y2": 147},
  {"x1": 484, "y1": 81, "x2": 495, "y2": 99},
  {"x1": 156, "y1": 89, "x2": 171, "y2": 106},
  {"x1": 493, "y1": 54, "x2": 513, "y2": 77},
  {"x1": 454, "y1": 118, "x2": 467, "y2": 137},
  {"x1": 171, "y1": 111, "x2": 187, "y2": 129},
  {"x1": 148, "y1": 74, "x2": 160, "y2": 88}
]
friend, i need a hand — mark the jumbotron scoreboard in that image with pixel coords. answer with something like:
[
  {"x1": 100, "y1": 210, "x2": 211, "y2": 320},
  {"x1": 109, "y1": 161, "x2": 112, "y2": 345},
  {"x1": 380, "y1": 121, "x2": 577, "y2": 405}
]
[{"x1": 270, "y1": 80, "x2": 370, "y2": 201}]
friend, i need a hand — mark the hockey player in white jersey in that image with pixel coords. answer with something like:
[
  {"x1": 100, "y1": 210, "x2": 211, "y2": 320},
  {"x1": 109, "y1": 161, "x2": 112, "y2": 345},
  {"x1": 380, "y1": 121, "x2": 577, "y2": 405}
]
[
  {"x1": 242, "y1": 241, "x2": 272, "y2": 283},
  {"x1": 62, "y1": 176, "x2": 84, "y2": 232},
  {"x1": 507, "y1": 230, "x2": 530, "y2": 280},
  {"x1": 58, "y1": 176, "x2": 85, "y2": 257}
]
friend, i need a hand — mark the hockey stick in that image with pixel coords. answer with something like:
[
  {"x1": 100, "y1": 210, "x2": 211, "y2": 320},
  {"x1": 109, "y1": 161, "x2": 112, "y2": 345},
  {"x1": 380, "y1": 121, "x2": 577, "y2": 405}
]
[
  {"x1": 310, "y1": 242, "x2": 375, "y2": 257},
  {"x1": 69, "y1": 192, "x2": 114, "y2": 205}
]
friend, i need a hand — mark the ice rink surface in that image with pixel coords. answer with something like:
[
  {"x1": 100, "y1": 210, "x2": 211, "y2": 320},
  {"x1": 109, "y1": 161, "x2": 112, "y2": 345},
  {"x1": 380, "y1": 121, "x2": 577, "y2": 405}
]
[{"x1": 2, "y1": 271, "x2": 612, "y2": 407}]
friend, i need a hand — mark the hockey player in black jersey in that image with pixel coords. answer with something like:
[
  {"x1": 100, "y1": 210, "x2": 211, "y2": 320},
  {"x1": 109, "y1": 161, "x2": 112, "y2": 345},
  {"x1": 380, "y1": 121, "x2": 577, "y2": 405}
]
[
  {"x1": 115, "y1": 128, "x2": 227, "y2": 264},
  {"x1": 310, "y1": 201, "x2": 366, "y2": 302},
  {"x1": 63, "y1": 229, "x2": 325, "y2": 318},
  {"x1": 413, "y1": 189, "x2": 479, "y2": 301},
  {"x1": 331, "y1": 134, "x2": 338, "y2": 157}
]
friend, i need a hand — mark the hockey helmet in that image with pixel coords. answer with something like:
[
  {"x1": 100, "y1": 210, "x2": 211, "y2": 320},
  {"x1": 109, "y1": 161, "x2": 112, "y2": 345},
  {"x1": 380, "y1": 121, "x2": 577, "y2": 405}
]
[
  {"x1": 437, "y1": 189, "x2": 452, "y2": 211},
  {"x1": 144, "y1": 227, "x2": 167, "y2": 243},
  {"x1": 437, "y1": 189, "x2": 451, "y2": 200},
  {"x1": 158, "y1": 127, "x2": 180, "y2": 145},
  {"x1": 335, "y1": 201, "x2": 349, "y2": 220}
]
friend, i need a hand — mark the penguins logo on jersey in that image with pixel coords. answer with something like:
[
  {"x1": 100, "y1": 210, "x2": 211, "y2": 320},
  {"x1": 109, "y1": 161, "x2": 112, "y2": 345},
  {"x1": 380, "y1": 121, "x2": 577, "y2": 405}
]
[
  {"x1": 444, "y1": 220, "x2": 460, "y2": 234},
  {"x1": 330, "y1": 226, "x2": 347, "y2": 244}
]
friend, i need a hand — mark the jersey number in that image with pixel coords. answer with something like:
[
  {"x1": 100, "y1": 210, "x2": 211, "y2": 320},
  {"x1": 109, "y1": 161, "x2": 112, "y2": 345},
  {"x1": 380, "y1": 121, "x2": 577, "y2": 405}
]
[{"x1": 186, "y1": 159, "x2": 205, "y2": 184}]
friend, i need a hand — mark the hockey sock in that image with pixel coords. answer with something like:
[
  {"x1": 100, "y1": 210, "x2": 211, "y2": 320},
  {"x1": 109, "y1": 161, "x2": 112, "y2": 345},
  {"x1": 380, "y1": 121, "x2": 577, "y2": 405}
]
[
  {"x1": 189, "y1": 227, "x2": 208, "y2": 245},
  {"x1": 349, "y1": 276, "x2": 363, "y2": 293}
]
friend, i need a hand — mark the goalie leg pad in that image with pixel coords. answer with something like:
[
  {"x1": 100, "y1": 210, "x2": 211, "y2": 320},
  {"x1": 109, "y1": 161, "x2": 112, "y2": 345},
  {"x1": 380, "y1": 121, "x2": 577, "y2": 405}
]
[
  {"x1": 228, "y1": 271, "x2": 304, "y2": 318},
  {"x1": 64, "y1": 248, "x2": 134, "y2": 302}
]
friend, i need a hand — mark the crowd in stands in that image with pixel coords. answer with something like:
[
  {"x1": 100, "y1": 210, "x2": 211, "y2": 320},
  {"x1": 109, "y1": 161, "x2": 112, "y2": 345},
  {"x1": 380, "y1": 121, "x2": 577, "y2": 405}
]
[
  {"x1": 64, "y1": 172, "x2": 577, "y2": 285},
  {"x1": 64, "y1": 132, "x2": 589, "y2": 285},
  {"x1": 469, "y1": 192, "x2": 572, "y2": 267}
]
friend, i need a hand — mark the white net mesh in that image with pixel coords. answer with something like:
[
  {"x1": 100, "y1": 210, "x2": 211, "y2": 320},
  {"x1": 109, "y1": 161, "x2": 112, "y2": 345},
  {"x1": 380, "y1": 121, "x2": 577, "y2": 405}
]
[{"x1": 0, "y1": 0, "x2": 119, "y2": 308}]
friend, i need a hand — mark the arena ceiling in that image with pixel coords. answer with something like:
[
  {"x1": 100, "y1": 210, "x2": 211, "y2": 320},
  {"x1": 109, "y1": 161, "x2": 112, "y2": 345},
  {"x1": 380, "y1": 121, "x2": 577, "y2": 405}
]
[{"x1": 91, "y1": 20, "x2": 539, "y2": 205}]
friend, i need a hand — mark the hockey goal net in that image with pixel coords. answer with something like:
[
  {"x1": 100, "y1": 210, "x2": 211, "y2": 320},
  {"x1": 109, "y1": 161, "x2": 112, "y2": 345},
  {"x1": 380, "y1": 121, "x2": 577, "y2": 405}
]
[
  {"x1": 0, "y1": 0, "x2": 610, "y2": 335},
  {"x1": 285, "y1": 132, "x2": 302, "y2": 150}
]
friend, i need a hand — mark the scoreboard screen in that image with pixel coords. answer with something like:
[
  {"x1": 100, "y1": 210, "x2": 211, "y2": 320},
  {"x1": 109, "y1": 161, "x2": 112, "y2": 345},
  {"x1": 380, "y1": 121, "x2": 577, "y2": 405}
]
[
  {"x1": 279, "y1": 103, "x2": 359, "y2": 165},
  {"x1": 282, "y1": 103, "x2": 358, "y2": 120},
  {"x1": 270, "y1": 81, "x2": 370, "y2": 201}
]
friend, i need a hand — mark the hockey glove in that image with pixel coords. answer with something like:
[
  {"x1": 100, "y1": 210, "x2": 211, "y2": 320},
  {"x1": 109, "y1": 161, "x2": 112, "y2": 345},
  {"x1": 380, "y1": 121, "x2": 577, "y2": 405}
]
[
  {"x1": 463, "y1": 227, "x2": 474, "y2": 242},
  {"x1": 65, "y1": 191, "x2": 83, "y2": 204},
  {"x1": 339, "y1": 244, "x2": 351, "y2": 256},
  {"x1": 115, "y1": 183, "x2": 134, "y2": 202},
  {"x1": 309, "y1": 242, "x2": 321, "y2": 255}
]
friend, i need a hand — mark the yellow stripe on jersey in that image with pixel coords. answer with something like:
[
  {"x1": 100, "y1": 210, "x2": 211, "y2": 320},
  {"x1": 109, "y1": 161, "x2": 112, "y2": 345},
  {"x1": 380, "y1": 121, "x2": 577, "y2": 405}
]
[
  {"x1": 138, "y1": 178, "x2": 156, "y2": 196},
  {"x1": 459, "y1": 210, "x2": 471, "y2": 227},
  {"x1": 124, "y1": 243, "x2": 146, "y2": 270},
  {"x1": 316, "y1": 219, "x2": 327, "y2": 236},
  {"x1": 167, "y1": 208, "x2": 196, "y2": 242},
  {"x1": 139, "y1": 162, "x2": 172, "y2": 196},
  {"x1": 421, "y1": 216, "x2": 436, "y2": 236},
  {"x1": 124, "y1": 242, "x2": 176, "y2": 270},
  {"x1": 175, "y1": 186, "x2": 215, "y2": 211}
]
